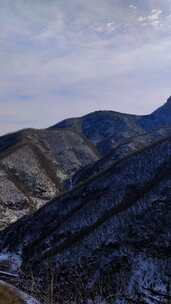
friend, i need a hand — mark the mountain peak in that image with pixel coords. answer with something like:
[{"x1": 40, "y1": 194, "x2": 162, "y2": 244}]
[
  {"x1": 152, "y1": 96, "x2": 171, "y2": 116},
  {"x1": 166, "y1": 96, "x2": 171, "y2": 104},
  {"x1": 160, "y1": 96, "x2": 171, "y2": 111}
]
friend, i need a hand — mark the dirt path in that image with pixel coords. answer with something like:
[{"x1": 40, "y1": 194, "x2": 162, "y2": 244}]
[{"x1": 0, "y1": 280, "x2": 39, "y2": 304}]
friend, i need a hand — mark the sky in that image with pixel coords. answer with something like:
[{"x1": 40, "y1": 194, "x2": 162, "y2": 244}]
[{"x1": 0, "y1": 0, "x2": 171, "y2": 135}]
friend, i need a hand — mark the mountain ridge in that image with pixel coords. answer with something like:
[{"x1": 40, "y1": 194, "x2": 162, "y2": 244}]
[
  {"x1": 0, "y1": 97, "x2": 171, "y2": 229},
  {"x1": 0, "y1": 96, "x2": 170, "y2": 303},
  {"x1": 53, "y1": 97, "x2": 171, "y2": 155},
  {"x1": 0, "y1": 128, "x2": 99, "y2": 229},
  {"x1": 0, "y1": 134, "x2": 170, "y2": 303}
]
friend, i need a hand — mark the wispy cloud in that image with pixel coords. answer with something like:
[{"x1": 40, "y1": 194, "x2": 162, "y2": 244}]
[
  {"x1": 0, "y1": 0, "x2": 171, "y2": 135},
  {"x1": 138, "y1": 8, "x2": 163, "y2": 27}
]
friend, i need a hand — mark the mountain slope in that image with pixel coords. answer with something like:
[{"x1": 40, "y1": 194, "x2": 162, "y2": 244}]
[
  {"x1": 0, "y1": 128, "x2": 99, "y2": 229},
  {"x1": 52, "y1": 110, "x2": 143, "y2": 156},
  {"x1": 0, "y1": 97, "x2": 171, "y2": 229},
  {"x1": 0, "y1": 135, "x2": 170, "y2": 303},
  {"x1": 140, "y1": 96, "x2": 171, "y2": 129},
  {"x1": 70, "y1": 127, "x2": 171, "y2": 188}
]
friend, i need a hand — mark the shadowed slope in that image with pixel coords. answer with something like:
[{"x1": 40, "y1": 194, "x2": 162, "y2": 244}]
[{"x1": 0, "y1": 135, "x2": 170, "y2": 302}]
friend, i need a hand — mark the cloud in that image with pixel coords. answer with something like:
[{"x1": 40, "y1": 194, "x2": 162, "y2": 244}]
[
  {"x1": 0, "y1": 0, "x2": 171, "y2": 135},
  {"x1": 150, "y1": 8, "x2": 162, "y2": 17},
  {"x1": 129, "y1": 5, "x2": 137, "y2": 10},
  {"x1": 138, "y1": 8, "x2": 163, "y2": 27}
]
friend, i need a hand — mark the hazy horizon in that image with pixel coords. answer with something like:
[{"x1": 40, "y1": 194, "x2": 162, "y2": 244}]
[{"x1": 1, "y1": 0, "x2": 171, "y2": 135}]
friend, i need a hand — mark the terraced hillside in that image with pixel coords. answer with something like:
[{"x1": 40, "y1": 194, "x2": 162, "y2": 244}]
[
  {"x1": 0, "y1": 134, "x2": 170, "y2": 303},
  {"x1": 0, "y1": 128, "x2": 99, "y2": 229}
]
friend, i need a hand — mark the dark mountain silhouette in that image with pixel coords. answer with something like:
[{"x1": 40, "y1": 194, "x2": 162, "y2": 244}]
[{"x1": 53, "y1": 97, "x2": 171, "y2": 155}]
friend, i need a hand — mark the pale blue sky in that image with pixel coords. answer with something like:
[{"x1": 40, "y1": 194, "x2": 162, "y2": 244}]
[{"x1": 0, "y1": 0, "x2": 171, "y2": 135}]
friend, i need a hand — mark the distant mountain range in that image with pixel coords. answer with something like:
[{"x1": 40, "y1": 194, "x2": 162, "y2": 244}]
[{"x1": 0, "y1": 96, "x2": 170, "y2": 303}]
